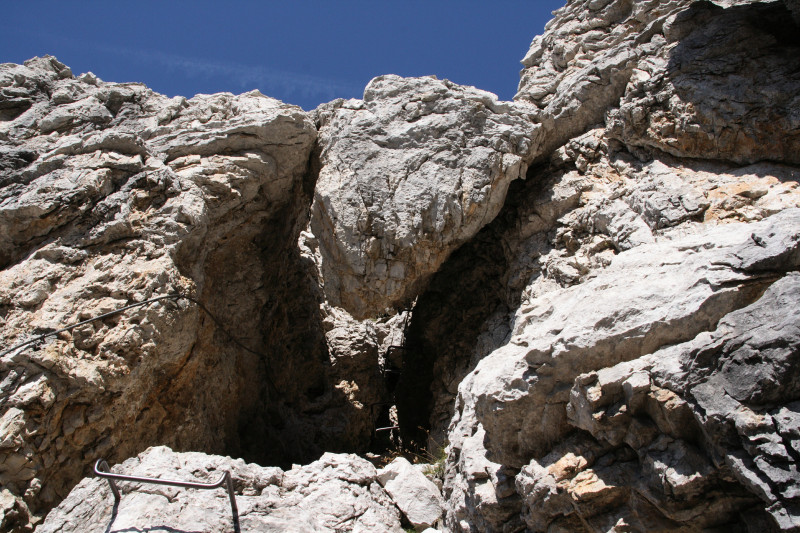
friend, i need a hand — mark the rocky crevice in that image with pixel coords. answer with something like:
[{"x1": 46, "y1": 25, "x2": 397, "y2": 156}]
[{"x1": 396, "y1": 164, "x2": 550, "y2": 452}]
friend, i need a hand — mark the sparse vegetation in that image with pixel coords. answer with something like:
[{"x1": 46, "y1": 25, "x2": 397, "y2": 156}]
[{"x1": 420, "y1": 439, "x2": 448, "y2": 481}]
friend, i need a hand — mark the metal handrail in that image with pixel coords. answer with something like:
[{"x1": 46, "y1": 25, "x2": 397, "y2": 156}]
[{"x1": 94, "y1": 459, "x2": 239, "y2": 526}]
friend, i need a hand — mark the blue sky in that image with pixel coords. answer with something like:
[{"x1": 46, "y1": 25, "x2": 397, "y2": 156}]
[{"x1": 2, "y1": 1, "x2": 564, "y2": 110}]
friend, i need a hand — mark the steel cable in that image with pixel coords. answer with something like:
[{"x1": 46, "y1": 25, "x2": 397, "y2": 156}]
[
  {"x1": 0, "y1": 292, "x2": 278, "y2": 392},
  {"x1": 0, "y1": 293, "x2": 183, "y2": 359}
]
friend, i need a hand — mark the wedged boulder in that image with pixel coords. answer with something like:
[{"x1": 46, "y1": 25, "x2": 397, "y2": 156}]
[
  {"x1": 304, "y1": 75, "x2": 539, "y2": 319},
  {"x1": 377, "y1": 456, "x2": 444, "y2": 529},
  {"x1": 38, "y1": 446, "x2": 404, "y2": 532}
]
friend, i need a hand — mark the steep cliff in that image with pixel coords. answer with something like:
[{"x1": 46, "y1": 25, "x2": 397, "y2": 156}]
[
  {"x1": 2, "y1": 0, "x2": 799, "y2": 531},
  {"x1": 442, "y1": 0, "x2": 800, "y2": 531}
]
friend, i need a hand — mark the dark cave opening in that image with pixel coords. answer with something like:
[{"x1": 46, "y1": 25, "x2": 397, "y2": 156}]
[
  {"x1": 395, "y1": 164, "x2": 548, "y2": 453},
  {"x1": 232, "y1": 149, "x2": 335, "y2": 469}
]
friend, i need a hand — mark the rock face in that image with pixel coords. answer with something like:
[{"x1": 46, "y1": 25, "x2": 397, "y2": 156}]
[
  {"x1": 1, "y1": 0, "x2": 800, "y2": 531},
  {"x1": 559, "y1": 273, "x2": 800, "y2": 531},
  {"x1": 517, "y1": 0, "x2": 800, "y2": 165},
  {"x1": 471, "y1": 209, "x2": 799, "y2": 467},
  {"x1": 446, "y1": 210, "x2": 800, "y2": 531},
  {"x1": 38, "y1": 446, "x2": 404, "y2": 532},
  {"x1": 0, "y1": 55, "x2": 321, "y2": 528},
  {"x1": 438, "y1": 0, "x2": 800, "y2": 531}
]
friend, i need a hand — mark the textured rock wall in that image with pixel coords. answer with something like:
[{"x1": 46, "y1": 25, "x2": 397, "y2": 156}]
[
  {"x1": 0, "y1": 56, "x2": 319, "y2": 528},
  {"x1": 2, "y1": 0, "x2": 800, "y2": 531},
  {"x1": 440, "y1": 0, "x2": 800, "y2": 531},
  {"x1": 0, "y1": 58, "x2": 543, "y2": 531}
]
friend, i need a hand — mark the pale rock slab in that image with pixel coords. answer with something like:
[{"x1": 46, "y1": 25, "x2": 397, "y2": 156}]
[
  {"x1": 538, "y1": 272, "x2": 800, "y2": 530},
  {"x1": 416, "y1": 119, "x2": 799, "y2": 530},
  {"x1": 470, "y1": 208, "x2": 800, "y2": 468},
  {"x1": 377, "y1": 456, "x2": 444, "y2": 529},
  {"x1": 38, "y1": 446, "x2": 404, "y2": 532},
  {"x1": 421, "y1": 50, "x2": 800, "y2": 457},
  {"x1": 444, "y1": 209, "x2": 800, "y2": 531}
]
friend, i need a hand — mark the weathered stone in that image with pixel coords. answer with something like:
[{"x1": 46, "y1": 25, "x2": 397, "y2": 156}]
[
  {"x1": 516, "y1": 0, "x2": 688, "y2": 160},
  {"x1": 445, "y1": 209, "x2": 800, "y2": 530},
  {"x1": 436, "y1": 1, "x2": 800, "y2": 528},
  {"x1": 546, "y1": 273, "x2": 800, "y2": 530},
  {"x1": 38, "y1": 446, "x2": 404, "y2": 532},
  {"x1": 377, "y1": 456, "x2": 444, "y2": 529},
  {"x1": 470, "y1": 209, "x2": 799, "y2": 468},
  {"x1": 0, "y1": 55, "x2": 318, "y2": 526},
  {"x1": 304, "y1": 75, "x2": 538, "y2": 319},
  {"x1": 2, "y1": 0, "x2": 800, "y2": 531},
  {"x1": 607, "y1": 1, "x2": 800, "y2": 165},
  {"x1": 0, "y1": 488, "x2": 31, "y2": 533}
]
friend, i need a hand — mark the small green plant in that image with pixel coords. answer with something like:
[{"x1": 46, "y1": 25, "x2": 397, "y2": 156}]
[
  {"x1": 420, "y1": 439, "x2": 448, "y2": 480},
  {"x1": 424, "y1": 443, "x2": 447, "y2": 480}
]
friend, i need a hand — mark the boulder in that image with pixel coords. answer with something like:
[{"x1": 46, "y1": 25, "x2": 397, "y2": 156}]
[
  {"x1": 377, "y1": 457, "x2": 444, "y2": 529},
  {"x1": 38, "y1": 446, "x2": 404, "y2": 532},
  {"x1": 304, "y1": 75, "x2": 539, "y2": 319}
]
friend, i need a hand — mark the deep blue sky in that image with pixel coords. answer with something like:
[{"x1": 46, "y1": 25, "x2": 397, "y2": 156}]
[{"x1": 2, "y1": 1, "x2": 564, "y2": 110}]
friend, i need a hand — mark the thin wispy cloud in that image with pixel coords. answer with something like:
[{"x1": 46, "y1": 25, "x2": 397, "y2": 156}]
[
  {"x1": 112, "y1": 46, "x2": 364, "y2": 101},
  {"x1": 13, "y1": 29, "x2": 364, "y2": 104}
]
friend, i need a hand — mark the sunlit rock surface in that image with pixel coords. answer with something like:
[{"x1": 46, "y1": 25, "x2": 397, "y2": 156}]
[
  {"x1": 37, "y1": 446, "x2": 404, "y2": 533},
  {"x1": 305, "y1": 75, "x2": 538, "y2": 319}
]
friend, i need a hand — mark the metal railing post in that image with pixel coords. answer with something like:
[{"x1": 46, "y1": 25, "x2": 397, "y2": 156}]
[{"x1": 95, "y1": 460, "x2": 121, "y2": 502}]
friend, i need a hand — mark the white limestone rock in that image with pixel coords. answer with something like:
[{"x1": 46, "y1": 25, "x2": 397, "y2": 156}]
[
  {"x1": 517, "y1": 0, "x2": 800, "y2": 166},
  {"x1": 305, "y1": 75, "x2": 538, "y2": 319},
  {"x1": 606, "y1": 1, "x2": 800, "y2": 165},
  {"x1": 38, "y1": 446, "x2": 404, "y2": 533},
  {"x1": 3, "y1": 0, "x2": 800, "y2": 530},
  {"x1": 515, "y1": 0, "x2": 689, "y2": 159},
  {"x1": 377, "y1": 456, "x2": 444, "y2": 529},
  {"x1": 0, "y1": 55, "x2": 317, "y2": 526},
  {"x1": 445, "y1": 209, "x2": 800, "y2": 531},
  {"x1": 519, "y1": 272, "x2": 800, "y2": 531},
  {"x1": 468, "y1": 209, "x2": 800, "y2": 468}
]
